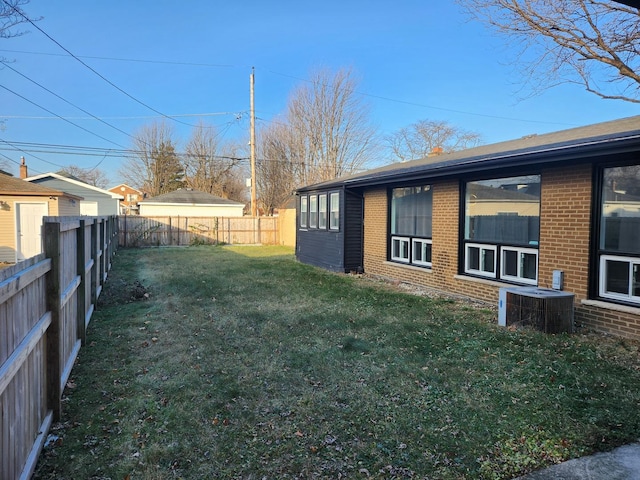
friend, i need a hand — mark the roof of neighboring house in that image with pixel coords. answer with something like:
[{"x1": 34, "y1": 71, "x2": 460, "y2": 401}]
[
  {"x1": 298, "y1": 115, "x2": 640, "y2": 192},
  {"x1": 0, "y1": 172, "x2": 83, "y2": 199},
  {"x1": 25, "y1": 172, "x2": 124, "y2": 199},
  {"x1": 108, "y1": 183, "x2": 143, "y2": 194},
  {"x1": 140, "y1": 188, "x2": 244, "y2": 206}
]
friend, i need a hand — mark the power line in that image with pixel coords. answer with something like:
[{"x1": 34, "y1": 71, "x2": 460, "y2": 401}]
[
  {"x1": 0, "y1": 112, "x2": 246, "y2": 120},
  {"x1": 2, "y1": 61, "x2": 134, "y2": 141},
  {"x1": 0, "y1": 48, "x2": 240, "y2": 69},
  {"x1": 1, "y1": 47, "x2": 578, "y2": 128},
  {"x1": 1, "y1": 0, "x2": 204, "y2": 129},
  {"x1": 0, "y1": 83, "x2": 130, "y2": 148}
]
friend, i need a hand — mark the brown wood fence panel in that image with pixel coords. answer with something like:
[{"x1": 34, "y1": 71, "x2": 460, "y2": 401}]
[
  {"x1": 118, "y1": 216, "x2": 279, "y2": 247},
  {"x1": 0, "y1": 215, "x2": 118, "y2": 480},
  {"x1": 0, "y1": 255, "x2": 52, "y2": 480}
]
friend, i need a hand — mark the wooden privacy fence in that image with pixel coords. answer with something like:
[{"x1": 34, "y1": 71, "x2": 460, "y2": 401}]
[
  {"x1": 0, "y1": 215, "x2": 118, "y2": 480},
  {"x1": 119, "y1": 215, "x2": 279, "y2": 247}
]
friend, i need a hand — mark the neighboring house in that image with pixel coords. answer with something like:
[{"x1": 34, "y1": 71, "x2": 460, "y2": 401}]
[
  {"x1": 109, "y1": 183, "x2": 143, "y2": 215},
  {"x1": 139, "y1": 188, "x2": 245, "y2": 217},
  {"x1": 25, "y1": 172, "x2": 123, "y2": 215},
  {"x1": 296, "y1": 115, "x2": 640, "y2": 340},
  {"x1": 0, "y1": 172, "x2": 82, "y2": 263}
]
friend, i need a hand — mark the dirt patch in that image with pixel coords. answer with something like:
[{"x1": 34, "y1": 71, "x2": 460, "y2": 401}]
[
  {"x1": 357, "y1": 273, "x2": 497, "y2": 311},
  {"x1": 97, "y1": 278, "x2": 150, "y2": 307}
]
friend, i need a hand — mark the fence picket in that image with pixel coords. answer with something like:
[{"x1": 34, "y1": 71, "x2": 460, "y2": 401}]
[{"x1": 0, "y1": 215, "x2": 118, "y2": 480}]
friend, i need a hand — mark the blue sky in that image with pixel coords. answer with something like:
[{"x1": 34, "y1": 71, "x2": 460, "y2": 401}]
[{"x1": 1, "y1": 0, "x2": 638, "y2": 186}]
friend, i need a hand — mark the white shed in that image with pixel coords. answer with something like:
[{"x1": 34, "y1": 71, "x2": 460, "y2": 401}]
[{"x1": 139, "y1": 188, "x2": 245, "y2": 217}]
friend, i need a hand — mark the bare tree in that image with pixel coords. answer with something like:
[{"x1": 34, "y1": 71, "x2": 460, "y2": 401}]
[
  {"x1": 59, "y1": 165, "x2": 109, "y2": 189},
  {"x1": 257, "y1": 123, "x2": 299, "y2": 215},
  {"x1": 387, "y1": 119, "x2": 482, "y2": 162},
  {"x1": 1, "y1": 0, "x2": 33, "y2": 40},
  {"x1": 457, "y1": 0, "x2": 640, "y2": 103},
  {"x1": 183, "y1": 121, "x2": 242, "y2": 198},
  {"x1": 119, "y1": 121, "x2": 183, "y2": 196},
  {"x1": 286, "y1": 68, "x2": 378, "y2": 185}
]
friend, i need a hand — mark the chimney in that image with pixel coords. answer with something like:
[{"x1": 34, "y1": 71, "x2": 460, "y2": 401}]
[
  {"x1": 428, "y1": 146, "x2": 444, "y2": 157},
  {"x1": 19, "y1": 156, "x2": 28, "y2": 179}
]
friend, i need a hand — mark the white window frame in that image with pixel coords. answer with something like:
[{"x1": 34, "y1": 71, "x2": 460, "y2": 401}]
[
  {"x1": 391, "y1": 236, "x2": 410, "y2": 263},
  {"x1": 599, "y1": 255, "x2": 640, "y2": 303},
  {"x1": 318, "y1": 194, "x2": 327, "y2": 229},
  {"x1": 300, "y1": 196, "x2": 308, "y2": 229},
  {"x1": 329, "y1": 192, "x2": 340, "y2": 230},
  {"x1": 309, "y1": 195, "x2": 318, "y2": 228},
  {"x1": 412, "y1": 238, "x2": 432, "y2": 267},
  {"x1": 465, "y1": 243, "x2": 497, "y2": 278},
  {"x1": 500, "y1": 246, "x2": 538, "y2": 285}
]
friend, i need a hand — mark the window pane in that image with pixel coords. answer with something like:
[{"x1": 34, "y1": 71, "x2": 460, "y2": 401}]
[
  {"x1": 503, "y1": 249, "x2": 518, "y2": 277},
  {"x1": 601, "y1": 165, "x2": 640, "y2": 255},
  {"x1": 424, "y1": 243, "x2": 432, "y2": 263},
  {"x1": 300, "y1": 196, "x2": 308, "y2": 228},
  {"x1": 309, "y1": 195, "x2": 317, "y2": 228},
  {"x1": 634, "y1": 264, "x2": 640, "y2": 297},
  {"x1": 468, "y1": 246, "x2": 480, "y2": 270},
  {"x1": 319, "y1": 194, "x2": 327, "y2": 229},
  {"x1": 465, "y1": 175, "x2": 540, "y2": 245},
  {"x1": 482, "y1": 248, "x2": 495, "y2": 273},
  {"x1": 391, "y1": 186, "x2": 432, "y2": 236},
  {"x1": 605, "y1": 259, "x2": 630, "y2": 295},
  {"x1": 521, "y1": 252, "x2": 537, "y2": 280},
  {"x1": 330, "y1": 192, "x2": 340, "y2": 230}
]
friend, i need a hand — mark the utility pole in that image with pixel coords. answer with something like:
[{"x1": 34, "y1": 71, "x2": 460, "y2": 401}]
[{"x1": 250, "y1": 67, "x2": 257, "y2": 217}]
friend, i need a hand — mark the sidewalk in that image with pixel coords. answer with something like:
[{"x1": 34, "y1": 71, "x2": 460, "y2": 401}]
[{"x1": 516, "y1": 443, "x2": 640, "y2": 480}]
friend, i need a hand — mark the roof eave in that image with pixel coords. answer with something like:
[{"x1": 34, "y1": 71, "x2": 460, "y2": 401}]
[{"x1": 343, "y1": 134, "x2": 640, "y2": 189}]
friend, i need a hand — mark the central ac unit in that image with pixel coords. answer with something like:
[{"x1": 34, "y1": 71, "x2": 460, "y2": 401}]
[{"x1": 498, "y1": 287, "x2": 574, "y2": 334}]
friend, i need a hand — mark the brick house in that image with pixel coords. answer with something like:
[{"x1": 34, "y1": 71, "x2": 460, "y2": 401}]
[
  {"x1": 108, "y1": 184, "x2": 143, "y2": 215},
  {"x1": 296, "y1": 116, "x2": 640, "y2": 339}
]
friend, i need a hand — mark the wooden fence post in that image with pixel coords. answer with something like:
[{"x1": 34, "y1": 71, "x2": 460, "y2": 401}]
[
  {"x1": 44, "y1": 220, "x2": 62, "y2": 420},
  {"x1": 91, "y1": 219, "x2": 99, "y2": 302},
  {"x1": 77, "y1": 219, "x2": 87, "y2": 345}
]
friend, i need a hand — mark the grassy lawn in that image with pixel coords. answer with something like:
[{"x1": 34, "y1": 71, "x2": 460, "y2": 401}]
[{"x1": 34, "y1": 246, "x2": 640, "y2": 479}]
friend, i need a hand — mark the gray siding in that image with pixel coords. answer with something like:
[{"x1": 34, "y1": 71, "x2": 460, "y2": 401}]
[{"x1": 29, "y1": 178, "x2": 119, "y2": 215}]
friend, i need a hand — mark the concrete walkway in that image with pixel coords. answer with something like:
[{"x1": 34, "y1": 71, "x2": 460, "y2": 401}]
[{"x1": 516, "y1": 443, "x2": 640, "y2": 480}]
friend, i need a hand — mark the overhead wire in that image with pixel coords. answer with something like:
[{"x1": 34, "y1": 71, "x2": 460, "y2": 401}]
[
  {"x1": 0, "y1": 47, "x2": 579, "y2": 128},
  {"x1": 1, "y1": 0, "x2": 206, "y2": 129},
  {"x1": 0, "y1": 83, "x2": 129, "y2": 149}
]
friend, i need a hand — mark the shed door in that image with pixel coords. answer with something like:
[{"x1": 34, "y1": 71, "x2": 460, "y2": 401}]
[{"x1": 16, "y1": 202, "x2": 48, "y2": 261}]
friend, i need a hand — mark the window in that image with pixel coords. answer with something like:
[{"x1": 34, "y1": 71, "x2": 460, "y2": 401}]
[
  {"x1": 501, "y1": 247, "x2": 538, "y2": 285},
  {"x1": 318, "y1": 194, "x2": 327, "y2": 229},
  {"x1": 300, "y1": 196, "x2": 308, "y2": 228},
  {"x1": 597, "y1": 165, "x2": 640, "y2": 305},
  {"x1": 309, "y1": 195, "x2": 318, "y2": 228},
  {"x1": 330, "y1": 192, "x2": 340, "y2": 230},
  {"x1": 391, "y1": 237, "x2": 410, "y2": 262},
  {"x1": 464, "y1": 175, "x2": 540, "y2": 283},
  {"x1": 412, "y1": 239, "x2": 432, "y2": 266},
  {"x1": 465, "y1": 243, "x2": 496, "y2": 277},
  {"x1": 389, "y1": 185, "x2": 432, "y2": 267}
]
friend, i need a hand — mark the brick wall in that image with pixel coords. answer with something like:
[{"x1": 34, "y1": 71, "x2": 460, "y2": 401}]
[
  {"x1": 361, "y1": 168, "x2": 640, "y2": 340},
  {"x1": 538, "y1": 165, "x2": 592, "y2": 300}
]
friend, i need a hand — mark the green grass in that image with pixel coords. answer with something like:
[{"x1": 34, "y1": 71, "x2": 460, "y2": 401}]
[{"x1": 34, "y1": 246, "x2": 640, "y2": 479}]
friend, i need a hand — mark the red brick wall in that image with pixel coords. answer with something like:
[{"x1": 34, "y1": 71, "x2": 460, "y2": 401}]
[{"x1": 361, "y1": 169, "x2": 640, "y2": 340}]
